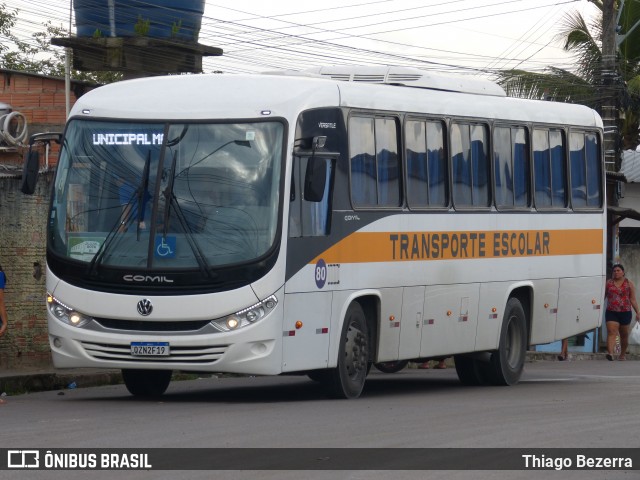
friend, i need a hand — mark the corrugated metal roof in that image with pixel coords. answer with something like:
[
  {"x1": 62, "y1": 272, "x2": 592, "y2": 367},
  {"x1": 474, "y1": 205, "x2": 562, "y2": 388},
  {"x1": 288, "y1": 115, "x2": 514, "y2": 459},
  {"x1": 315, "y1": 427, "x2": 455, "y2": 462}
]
[
  {"x1": 0, "y1": 163, "x2": 22, "y2": 178},
  {"x1": 620, "y1": 150, "x2": 640, "y2": 182}
]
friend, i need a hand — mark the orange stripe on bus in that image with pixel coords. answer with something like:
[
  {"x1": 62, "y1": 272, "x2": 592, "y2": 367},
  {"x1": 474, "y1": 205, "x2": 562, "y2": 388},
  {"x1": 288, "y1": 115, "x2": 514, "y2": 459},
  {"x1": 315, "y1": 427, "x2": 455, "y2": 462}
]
[{"x1": 310, "y1": 229, "x2": 603, "y2": 264}]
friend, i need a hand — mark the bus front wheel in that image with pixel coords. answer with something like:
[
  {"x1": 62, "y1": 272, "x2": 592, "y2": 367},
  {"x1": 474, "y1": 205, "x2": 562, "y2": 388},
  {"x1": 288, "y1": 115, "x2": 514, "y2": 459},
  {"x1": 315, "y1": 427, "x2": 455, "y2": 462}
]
[
  {"x1": 324, "y1": 302, "x2": 370, "y2": 399},
  {"x1": 122, "y1": 369, "x2": 172, "y2": 397}
]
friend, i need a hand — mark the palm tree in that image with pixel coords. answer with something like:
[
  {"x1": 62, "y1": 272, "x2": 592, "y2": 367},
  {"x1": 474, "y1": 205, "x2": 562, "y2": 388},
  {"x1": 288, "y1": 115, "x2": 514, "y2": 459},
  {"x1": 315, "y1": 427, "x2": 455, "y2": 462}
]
[{"x1": 494, "y1": 0, "x2": 640, "y2": 150}]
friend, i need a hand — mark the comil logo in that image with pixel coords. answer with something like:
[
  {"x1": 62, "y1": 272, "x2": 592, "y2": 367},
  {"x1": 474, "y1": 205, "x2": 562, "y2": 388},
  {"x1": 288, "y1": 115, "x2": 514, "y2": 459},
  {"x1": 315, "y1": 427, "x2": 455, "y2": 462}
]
[{"x1": 8, "y1": 450, "x2": 40, "y2": 468}]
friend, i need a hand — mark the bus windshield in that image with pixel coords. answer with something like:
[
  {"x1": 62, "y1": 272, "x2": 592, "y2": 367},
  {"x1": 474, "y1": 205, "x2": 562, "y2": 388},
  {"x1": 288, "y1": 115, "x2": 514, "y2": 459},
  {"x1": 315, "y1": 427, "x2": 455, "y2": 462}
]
[{"x1": 50, "y1": 119, "x2": 284, "y2": 272}]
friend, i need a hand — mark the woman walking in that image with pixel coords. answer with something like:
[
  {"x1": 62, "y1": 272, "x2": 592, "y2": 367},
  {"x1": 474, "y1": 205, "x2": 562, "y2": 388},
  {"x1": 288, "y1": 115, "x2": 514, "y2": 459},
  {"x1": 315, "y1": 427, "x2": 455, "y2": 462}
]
[{"x1": 605, "y1": 263, "x2": 639, "y2": 361}]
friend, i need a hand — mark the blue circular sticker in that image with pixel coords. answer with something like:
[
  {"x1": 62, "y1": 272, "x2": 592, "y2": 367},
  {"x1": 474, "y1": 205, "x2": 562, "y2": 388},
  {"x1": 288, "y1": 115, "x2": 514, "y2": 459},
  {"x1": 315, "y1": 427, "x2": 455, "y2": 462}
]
[{"x1": 315, "y1": 259, "x2": 327, "y2": 289}]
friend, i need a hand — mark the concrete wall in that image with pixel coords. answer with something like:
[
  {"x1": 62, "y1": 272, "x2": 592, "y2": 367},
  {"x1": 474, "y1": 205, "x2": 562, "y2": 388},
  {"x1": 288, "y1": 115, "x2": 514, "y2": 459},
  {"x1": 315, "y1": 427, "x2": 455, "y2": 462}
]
[
  {"x1": 618, "y1": 183, "x2": 640, "y2": 228},
  {"x1": 0, "y1": 175, "x2": 53, "y2": 368},
  {"x1": 619, "y1": 246, "x2": 640, "y2": 297}
]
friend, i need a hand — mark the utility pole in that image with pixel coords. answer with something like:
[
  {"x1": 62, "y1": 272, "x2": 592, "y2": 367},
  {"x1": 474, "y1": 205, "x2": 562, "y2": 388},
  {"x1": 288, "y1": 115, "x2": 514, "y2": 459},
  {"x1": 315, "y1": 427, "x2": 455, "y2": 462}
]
[
  {"x1": 601, "y1": 0, "x2": 618, "y2": 172},
  {"x1": 602, "y1": 0, "x2": 620, "y2": 274}
]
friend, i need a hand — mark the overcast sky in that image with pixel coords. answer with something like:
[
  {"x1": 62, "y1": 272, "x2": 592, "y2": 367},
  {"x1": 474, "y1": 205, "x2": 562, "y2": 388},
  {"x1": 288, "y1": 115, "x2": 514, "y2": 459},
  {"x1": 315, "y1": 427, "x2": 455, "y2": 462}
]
[{"x1": 6, "y1": 0, "x2": 598, "y2": 77}]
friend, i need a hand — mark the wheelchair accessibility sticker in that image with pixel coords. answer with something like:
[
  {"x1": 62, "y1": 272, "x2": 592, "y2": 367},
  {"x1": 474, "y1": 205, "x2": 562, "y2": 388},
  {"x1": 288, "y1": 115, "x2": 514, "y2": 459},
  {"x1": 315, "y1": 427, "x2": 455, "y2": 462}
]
[{"x1": 155, "y1": 236, "x2": 176, "y2": 258}]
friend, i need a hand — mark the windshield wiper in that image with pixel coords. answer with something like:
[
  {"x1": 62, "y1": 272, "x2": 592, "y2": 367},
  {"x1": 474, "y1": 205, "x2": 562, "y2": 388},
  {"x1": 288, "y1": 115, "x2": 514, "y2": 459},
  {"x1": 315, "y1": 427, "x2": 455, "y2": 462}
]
[
  {"x1": 161, "y1": 151, "x2": 213, "y2": 279},
  {"x1": 86, "y1": 190, "x2": 137, "y2": 277},
  {"x1": 162, "y1": 151, "x2": 177, "y2": 239},
  {"x1": 136, "y1": 152, "x2": 151, "y2": 240}
]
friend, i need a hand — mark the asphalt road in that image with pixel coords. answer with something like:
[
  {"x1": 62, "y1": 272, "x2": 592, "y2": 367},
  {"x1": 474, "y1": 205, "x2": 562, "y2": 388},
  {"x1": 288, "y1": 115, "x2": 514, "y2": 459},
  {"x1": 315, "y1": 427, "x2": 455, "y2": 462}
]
[{"x1": 1, "y1": 360, "x2": 638, "y2": 480}]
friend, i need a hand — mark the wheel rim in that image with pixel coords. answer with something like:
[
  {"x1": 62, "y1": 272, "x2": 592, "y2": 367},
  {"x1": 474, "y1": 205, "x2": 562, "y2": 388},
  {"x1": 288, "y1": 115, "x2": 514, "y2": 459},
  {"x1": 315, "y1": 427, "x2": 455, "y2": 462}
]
[{"x1": 344, "y1": 320, "x2": 368, "y2": 379}]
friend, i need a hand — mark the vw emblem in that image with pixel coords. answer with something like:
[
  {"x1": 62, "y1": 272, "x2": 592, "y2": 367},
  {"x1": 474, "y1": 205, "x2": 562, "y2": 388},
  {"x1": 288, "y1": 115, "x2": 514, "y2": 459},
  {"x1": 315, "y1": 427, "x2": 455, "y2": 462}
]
[{"x1": 137, "y1": 299, "x2": 153, "y2": 316}]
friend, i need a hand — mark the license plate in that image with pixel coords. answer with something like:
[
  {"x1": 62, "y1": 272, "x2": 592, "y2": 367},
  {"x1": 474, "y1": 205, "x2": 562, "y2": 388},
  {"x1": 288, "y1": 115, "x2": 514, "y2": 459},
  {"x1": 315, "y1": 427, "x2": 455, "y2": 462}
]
[{"x1": 130, "y1": 342, "x2": 170, "y2": 356}]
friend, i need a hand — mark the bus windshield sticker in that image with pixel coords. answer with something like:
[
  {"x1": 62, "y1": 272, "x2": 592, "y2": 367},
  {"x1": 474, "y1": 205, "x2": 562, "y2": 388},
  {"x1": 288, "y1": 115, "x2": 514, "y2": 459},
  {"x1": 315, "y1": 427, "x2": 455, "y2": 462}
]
[
  {"x1": 155, "y1": 236, "x2": 176, "y2": 258},
  {"x1": 68, "y1": 236, "x2": 105, "y2": 261}
]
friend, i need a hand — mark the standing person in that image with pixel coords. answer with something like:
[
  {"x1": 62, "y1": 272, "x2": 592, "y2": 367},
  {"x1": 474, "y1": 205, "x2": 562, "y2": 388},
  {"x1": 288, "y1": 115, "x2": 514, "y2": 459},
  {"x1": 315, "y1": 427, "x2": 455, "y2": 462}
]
[
  {"x1": 605, "y1": 263, "x2": 640, "y2": 361},
  {"x1": 418, "y1": 358, "x2": 447, "y2": 369},
  {"x1": 0, "y1": 264, "x2": 7, "y2": 338},
  {"x1": 557, "y1": 338, "x2": 569, "y2": 361}
]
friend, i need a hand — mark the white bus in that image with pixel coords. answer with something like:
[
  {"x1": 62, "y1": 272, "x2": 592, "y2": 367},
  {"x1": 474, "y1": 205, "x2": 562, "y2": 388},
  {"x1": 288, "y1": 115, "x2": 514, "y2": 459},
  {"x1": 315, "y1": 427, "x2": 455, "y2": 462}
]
[{"x1": 23, "y1": 66, "x2": 605, "y2": 398}]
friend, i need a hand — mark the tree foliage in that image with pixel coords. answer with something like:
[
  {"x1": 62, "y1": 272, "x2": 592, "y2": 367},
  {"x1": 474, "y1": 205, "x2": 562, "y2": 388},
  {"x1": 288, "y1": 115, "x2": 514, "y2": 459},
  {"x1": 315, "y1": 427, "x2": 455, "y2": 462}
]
[
  {"x1": 494, "y1": 0, "x2": 640, "y2": 150},
  {"x1": 0, "y1": 3, "x2": 121, "y2": 84}
]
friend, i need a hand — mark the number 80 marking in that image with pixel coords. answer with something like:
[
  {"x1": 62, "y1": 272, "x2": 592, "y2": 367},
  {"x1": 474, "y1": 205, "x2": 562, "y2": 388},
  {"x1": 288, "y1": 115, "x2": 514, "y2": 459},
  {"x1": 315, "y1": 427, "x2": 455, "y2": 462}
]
[{"x1": 315, "y1": 259, "x2": 327, "y2": 289}]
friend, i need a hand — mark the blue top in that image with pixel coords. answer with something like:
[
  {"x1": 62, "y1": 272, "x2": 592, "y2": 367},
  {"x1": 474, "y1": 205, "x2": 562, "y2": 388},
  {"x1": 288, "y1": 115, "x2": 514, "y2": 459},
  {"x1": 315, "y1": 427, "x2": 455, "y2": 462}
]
[{"x1": 0, "y1": 271, "x2": 5, "y2": 289}]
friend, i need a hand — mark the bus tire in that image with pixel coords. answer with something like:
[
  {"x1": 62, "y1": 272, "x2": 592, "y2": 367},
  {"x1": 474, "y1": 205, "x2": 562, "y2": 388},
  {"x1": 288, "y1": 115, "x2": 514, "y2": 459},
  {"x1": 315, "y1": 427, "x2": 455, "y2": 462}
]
[
  {"x1": 122, "y1": 369, "x2": 172, "y2": 397},
  {"x1": 453, "y1": 355, "x2": 489, "y2": 386},
  {"x1": 374, "y1": 360, "x2": 409, "y2": 373},
  {"x1": 488, "y1": 297, "x2": 527, "y2": 386},
  {"x1": 324, "y1": 302, "x2": 370, "y2": 399}
]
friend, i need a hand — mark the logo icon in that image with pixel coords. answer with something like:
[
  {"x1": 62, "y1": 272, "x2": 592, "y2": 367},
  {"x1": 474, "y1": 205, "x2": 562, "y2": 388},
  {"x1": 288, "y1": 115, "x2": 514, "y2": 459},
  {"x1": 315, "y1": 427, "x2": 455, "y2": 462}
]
[
  {"x1": 8, "y1": 450, "x2": 40, "y2": 468},
  {"x1": 137, "y1": 299, "x2": 153, "y2": 316}
]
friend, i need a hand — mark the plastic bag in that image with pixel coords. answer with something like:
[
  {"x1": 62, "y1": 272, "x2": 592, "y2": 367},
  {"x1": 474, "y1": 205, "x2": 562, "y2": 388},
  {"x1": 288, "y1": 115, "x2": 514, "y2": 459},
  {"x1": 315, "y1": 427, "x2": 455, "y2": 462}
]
[{"x1": 630, "y1": 322, "x2": 640, "y2": 346}]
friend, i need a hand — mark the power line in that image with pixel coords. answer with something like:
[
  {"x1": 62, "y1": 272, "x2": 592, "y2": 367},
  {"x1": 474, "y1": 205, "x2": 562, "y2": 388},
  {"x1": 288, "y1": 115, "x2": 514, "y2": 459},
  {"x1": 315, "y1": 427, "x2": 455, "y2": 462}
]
[{"x1": 4, "y1": 0, "x2": 581, "y2": 77}]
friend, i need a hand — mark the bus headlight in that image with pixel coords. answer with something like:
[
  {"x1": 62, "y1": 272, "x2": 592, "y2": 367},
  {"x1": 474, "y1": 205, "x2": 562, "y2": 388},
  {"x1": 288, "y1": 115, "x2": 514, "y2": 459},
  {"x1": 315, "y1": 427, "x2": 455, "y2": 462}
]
[
  {"x1": 47, "y1": 293, "x2": 92, "y2": 328},
  {"x1": 211, "y1": 295, "x2": 278, "y2": 332}
]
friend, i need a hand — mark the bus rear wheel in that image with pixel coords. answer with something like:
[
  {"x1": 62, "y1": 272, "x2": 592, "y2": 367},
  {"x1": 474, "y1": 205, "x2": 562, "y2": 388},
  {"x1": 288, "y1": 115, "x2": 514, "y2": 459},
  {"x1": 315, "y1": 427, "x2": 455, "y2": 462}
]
[
  {"x1": 122, "y1": 369, "x2": 172, "y2": 397},
  {"x1": 453, "y1": 355, "x2": 490, "y2": 386},
  {"x1": 488, "y1": 297, "x2": 527, "y2": 386},
  {"x1": 324, "y1": 302, "x2": 370, "y2": 399},
  {"x1": 374, "y1": 360, "x2": 409, "y2": 373}
]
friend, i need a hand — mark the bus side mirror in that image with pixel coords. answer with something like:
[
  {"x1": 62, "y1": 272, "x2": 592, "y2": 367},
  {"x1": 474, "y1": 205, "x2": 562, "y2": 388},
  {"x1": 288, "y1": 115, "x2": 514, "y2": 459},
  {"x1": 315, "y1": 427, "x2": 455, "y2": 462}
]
[
  {"x1": 21, "y1": 150, "x2": 39, "y2": 195},
  {"x1": 21, "y1": 132, "x2": 62, "y2": 195},
  {"x1": 303, "y1": 157, "x2": 327, "y2": 202}
]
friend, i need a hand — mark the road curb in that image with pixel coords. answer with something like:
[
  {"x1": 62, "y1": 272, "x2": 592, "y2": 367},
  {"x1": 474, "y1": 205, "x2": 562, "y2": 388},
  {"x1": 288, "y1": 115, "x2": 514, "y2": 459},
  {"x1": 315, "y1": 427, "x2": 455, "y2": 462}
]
[
  {"x1": 0, "y1": 352, "x2": 636, "y2": 396},
  {"x1": 0, "y1": 370, "x2": 123, "y2": 396}
]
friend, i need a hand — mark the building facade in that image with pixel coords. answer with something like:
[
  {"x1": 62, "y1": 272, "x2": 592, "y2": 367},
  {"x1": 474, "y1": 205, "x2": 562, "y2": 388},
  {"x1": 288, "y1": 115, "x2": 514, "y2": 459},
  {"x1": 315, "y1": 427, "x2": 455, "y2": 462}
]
[{"x1": 0, "y1": 69, "x2": 97, "y2": 368}]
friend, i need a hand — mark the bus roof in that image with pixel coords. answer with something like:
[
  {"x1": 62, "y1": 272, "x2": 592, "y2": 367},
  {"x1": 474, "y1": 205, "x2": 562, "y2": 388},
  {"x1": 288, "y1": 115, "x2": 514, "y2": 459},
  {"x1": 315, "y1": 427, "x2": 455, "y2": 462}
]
[
  {"x1": 70, "y1": 71, "x2": 602, "y2": 129},
  {"x1": 298, "y1": 65, "x2": 508, "y2": 97}
]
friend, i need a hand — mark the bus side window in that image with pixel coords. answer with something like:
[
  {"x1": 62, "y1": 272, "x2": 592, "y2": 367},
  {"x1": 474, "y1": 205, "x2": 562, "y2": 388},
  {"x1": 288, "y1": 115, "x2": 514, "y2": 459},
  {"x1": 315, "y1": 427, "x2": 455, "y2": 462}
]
[
  {"x1": 289, "y1": 157, "x2": 333, "y2": 237},
  {"x1": 533, "y1": 128, "x2": 567, "y2": 209},
  {"x1": 406, "y1": 119, "x2": 447, "y2": 208},
  {"x1": 494, "y1": 126, "x2": 529, "y2": 208},
  {"x1": 570, "y1": 132, "x2": 588, "y2": 208},
  {"x1": 453, "y1": 122, "x2": 490, "y2": 207},
  {"x1": 549, "y1": 130, "x2": 568, "y2": 207},
  {"x1": 585, "y1": 133, "x2": 602, "y2": 207},
  {"x1": 349, "y1": 115, "x2": 401, "y2": 208}
]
